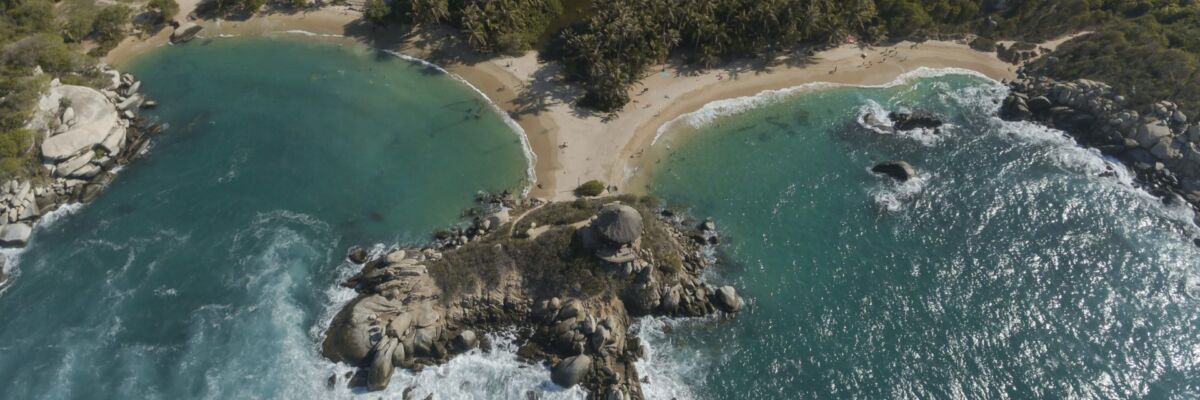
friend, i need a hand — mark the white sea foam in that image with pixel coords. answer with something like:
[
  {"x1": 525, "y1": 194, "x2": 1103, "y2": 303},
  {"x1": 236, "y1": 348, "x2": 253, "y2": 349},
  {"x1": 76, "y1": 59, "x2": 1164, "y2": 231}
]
[
  {"x1": 854, "y1": 100, "x2": 944, "y2": 146},
  {"x1": 0, "y1": 201, "x2": 87, "y2": 293},
  {"x1": 634, "y1": 317, "x2": 708, "y2": 400},
  {"x1": 281, "y1": 29, "x2": 342, "y2": 38},
  {"x1": 653, "y1": 67, "x2": 994, "y2": 146},
  {"x1": 38, "y1": 202, "x2": 85, "y2": 228},
  {"x1": 871, "y1": 173, "x2": 928, "y2": 212},
  {"x1": 383, "y1": 331, "x2": 587, "y2": 400}
]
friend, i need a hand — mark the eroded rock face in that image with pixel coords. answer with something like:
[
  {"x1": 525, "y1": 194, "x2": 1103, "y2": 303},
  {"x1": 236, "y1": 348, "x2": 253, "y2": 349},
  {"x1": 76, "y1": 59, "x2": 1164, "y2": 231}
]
[
  {"x1": 41, "y1": 85, "x2": 123, "y2": 161},
  {"x1": 1000, "y1": 75, "x2": 1200, "y2": 221},
  {"x1": 322, "y1": 200, "x2": 743, "y2": 398}
]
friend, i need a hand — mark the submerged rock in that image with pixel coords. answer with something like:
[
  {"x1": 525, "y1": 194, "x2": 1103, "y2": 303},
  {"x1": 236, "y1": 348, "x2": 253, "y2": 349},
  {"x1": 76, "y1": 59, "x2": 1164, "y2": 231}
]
[
  {"x1": 871, "y1": 161, "x2": 917, "y2": 182},
  {"x1": 861, "y1": 112, "x2": 895, "y2": 134}
]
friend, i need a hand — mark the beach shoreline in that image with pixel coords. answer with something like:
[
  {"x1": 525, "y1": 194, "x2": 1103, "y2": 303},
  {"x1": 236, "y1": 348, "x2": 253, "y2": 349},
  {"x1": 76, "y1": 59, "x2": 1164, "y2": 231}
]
[{"x1": 105, "y1": 5, "x2": 1072, "y2": 201}]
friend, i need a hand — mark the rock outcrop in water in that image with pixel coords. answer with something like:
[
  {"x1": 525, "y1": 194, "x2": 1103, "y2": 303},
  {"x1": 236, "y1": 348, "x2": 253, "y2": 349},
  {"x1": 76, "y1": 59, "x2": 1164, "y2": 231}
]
[
  {"x1": 0, "y1": 66, "x2": 163, "y2": 253},
  {"x1": 323, "y1": 195, "x2": 742, "y2": 399},
  {"x1": 872, "y1": 160, "x2": 917, "y2": 182},
  {"x1": 888, "y1": 110, "x2": 944, "y2": 131},
  {"x1": 1000, "y1": 74, "x2": 1200, "y2": 225}
]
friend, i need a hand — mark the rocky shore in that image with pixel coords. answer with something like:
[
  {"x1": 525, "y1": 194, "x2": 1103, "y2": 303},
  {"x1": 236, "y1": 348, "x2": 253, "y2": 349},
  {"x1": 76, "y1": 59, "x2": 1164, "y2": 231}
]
[
  {"x1": 999, "y1": 73, "x2": 1200, "y2": 232},
  {"x1": 322, "y1": 194, "x2": 742, "y2": 399},
  {"x1": 0, "y1": 65, "x2": 162, "y2": 282}
]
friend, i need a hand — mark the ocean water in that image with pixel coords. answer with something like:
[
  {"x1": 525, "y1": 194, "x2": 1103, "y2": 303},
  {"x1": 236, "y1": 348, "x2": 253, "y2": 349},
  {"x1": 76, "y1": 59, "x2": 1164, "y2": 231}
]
[
  {"x1": 643, "y1": 71, "x2": 1200, "y2": 399},
  {"x1": 0, "y1": 37, "x2": 561, "y2": 399}
]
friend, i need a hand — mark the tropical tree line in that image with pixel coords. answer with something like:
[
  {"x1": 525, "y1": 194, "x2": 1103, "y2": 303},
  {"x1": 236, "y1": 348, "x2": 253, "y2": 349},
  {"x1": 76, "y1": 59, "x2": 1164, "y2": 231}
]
[
  {"x1": 555, "y1": 0, "x2": 884, "y2": 110},
  {"x1": 365, "y1": 0, "x2": 564, "y2": 54},
  {"x1": 360, "y1": 0, "x2": 1200, "y2": 114}
]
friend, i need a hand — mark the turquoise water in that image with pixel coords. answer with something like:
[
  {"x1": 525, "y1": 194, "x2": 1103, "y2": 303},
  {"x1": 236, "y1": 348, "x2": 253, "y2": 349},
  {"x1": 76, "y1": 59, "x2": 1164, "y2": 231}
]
[
  {"x1": 642, "y1": 72, "x2": 1200, "y2": 399},
  {"x1": 3, "y1": 40, "x2": 1197, "y2": 400},
  {"x1": 0, "y1": 38, "x2": 535, "y2": 399}
]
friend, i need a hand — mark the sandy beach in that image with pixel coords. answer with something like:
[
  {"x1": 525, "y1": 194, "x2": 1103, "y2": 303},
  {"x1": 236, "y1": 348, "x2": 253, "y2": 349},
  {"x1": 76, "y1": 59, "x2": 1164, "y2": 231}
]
[{"x1": 106, "y1": 5, "x2": 1073, "y2": 201}]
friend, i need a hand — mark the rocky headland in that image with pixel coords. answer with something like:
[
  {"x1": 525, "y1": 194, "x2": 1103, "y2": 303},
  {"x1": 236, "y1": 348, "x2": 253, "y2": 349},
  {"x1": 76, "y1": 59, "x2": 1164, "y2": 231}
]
[
  {"x1": 0, "y1": 65, "x2": 162, "y2": 283},
  {"x1": 322, "y1": 194, "x2": 742, "y2": 399},
  {"x1": 1000, "y1": 73, "x2": 1200, "y2": 232}
]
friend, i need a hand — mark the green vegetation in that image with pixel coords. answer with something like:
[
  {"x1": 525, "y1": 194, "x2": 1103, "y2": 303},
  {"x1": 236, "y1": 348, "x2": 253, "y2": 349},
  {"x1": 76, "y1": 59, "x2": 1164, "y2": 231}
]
[
  {"x1": 513, "y1": 194, "x2": 655, "y2": 235},
  {"x1": 197, "y1": 0, "x2": 268, "y2": 17},
  {"x1": 90, "y1": 4, "x2": 132, "y2": 54},
  {"x1": 368, "y1": 0, "x2": 565, "y2": 54},
  {"x1": 359, "y1": 0, "x2": 1200, "y2": 115},
  {"x1": 427, "y1": 222, "x2": 619, "y2": 301},
  {"x1": 573, "y1": 179, "x2": 604, "y2": 197},
  {"x1": 551, "y1": 0, "x2": 884, "y2": 110},
  {"x1": 1, "y1": 0, "x2": 124, "y2": 179},
  {"x1": 427, "y1": 195, "x2": 670, "y2": 302},
  {"x1": 1022, "y1": 5, "x2": 1200, "y2": 117},
  {"x1": 147, "y1": 0, "x2": 180, "y2": 24}
]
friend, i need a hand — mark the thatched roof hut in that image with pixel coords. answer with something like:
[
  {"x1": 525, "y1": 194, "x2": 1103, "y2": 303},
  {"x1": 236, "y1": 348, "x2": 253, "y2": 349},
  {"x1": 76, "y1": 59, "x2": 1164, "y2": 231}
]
[{"x1": 593, "y1": 203, "x2": 643, "y2": 245}]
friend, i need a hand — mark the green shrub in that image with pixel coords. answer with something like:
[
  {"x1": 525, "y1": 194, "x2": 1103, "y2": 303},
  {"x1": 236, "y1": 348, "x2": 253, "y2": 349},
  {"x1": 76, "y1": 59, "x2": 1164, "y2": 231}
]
[
  {"x1": 363, "y1": 0, "x2": 391, "y2": 24},
  {"x1": 0, "y1": 128, "x2": 33, "y2": 179},
  {"x1": 92, "y1": 5, "x2": 132, "y2": 45},
  {"x1": 574, "y1": 180, "x2": 604, "y2": 197},
  {"x1": 147, "y1": 0, "x2": 180, "y2": 24},
  {"x1": 969, "y1": 36, "x2": 996, "y2": 52},
  {"x1": 61, "y1": 0, "x2": 98, "y2": 43}
]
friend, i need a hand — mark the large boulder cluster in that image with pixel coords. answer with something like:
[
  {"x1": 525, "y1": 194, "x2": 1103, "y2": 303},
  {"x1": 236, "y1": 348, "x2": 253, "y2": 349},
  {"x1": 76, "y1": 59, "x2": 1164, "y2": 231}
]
[
  {"x1": 1001, "y1": 75, "x2": 1200, "y2": 220},
  {"x1": 0, "y1": 66, "x2": 160, "y2": 252},
  {"x1": 323, "y1": 248, "x2": 457, "y2": 391},
  {"x1": 322, "y1": 199, "x2": 743, "y2": 399}
]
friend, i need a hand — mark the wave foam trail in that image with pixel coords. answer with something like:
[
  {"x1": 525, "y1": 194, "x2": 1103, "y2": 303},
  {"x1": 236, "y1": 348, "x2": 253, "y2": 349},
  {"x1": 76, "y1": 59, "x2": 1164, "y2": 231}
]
[
  {"x1": 386, "y1": 331, "x2": 587, "y2": 400},
  {"x1": 653, "y1": 67, "x2": 991, "y2": 145},
  {"x1": 858, "y1": 100, "x2": 945, "y2": 146},
  {"x1": 634, "y1": 318, "x2": 704, "y2": 400},
  {"x1": 871, "y1": 174, "x2": 927, "y2": 212}
]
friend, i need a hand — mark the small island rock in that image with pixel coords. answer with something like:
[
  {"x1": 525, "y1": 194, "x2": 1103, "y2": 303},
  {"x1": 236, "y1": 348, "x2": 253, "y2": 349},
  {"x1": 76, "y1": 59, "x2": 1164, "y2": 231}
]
[
  {"x1": 872, "y1": 161, "x2": 917, "y2": 182},
  {"x1": 888, "y1": 111, "x2": 943, "y2": 131}
]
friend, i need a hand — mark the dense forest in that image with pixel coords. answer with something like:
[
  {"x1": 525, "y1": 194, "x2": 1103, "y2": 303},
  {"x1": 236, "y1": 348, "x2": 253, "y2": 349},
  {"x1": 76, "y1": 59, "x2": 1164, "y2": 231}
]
[
  {"x1": 2, "y1": 0, "x2": 1200, "y2": 179},
  {"x1": 367, "y1": 0, "x2": 1200, "y2": 114}
]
